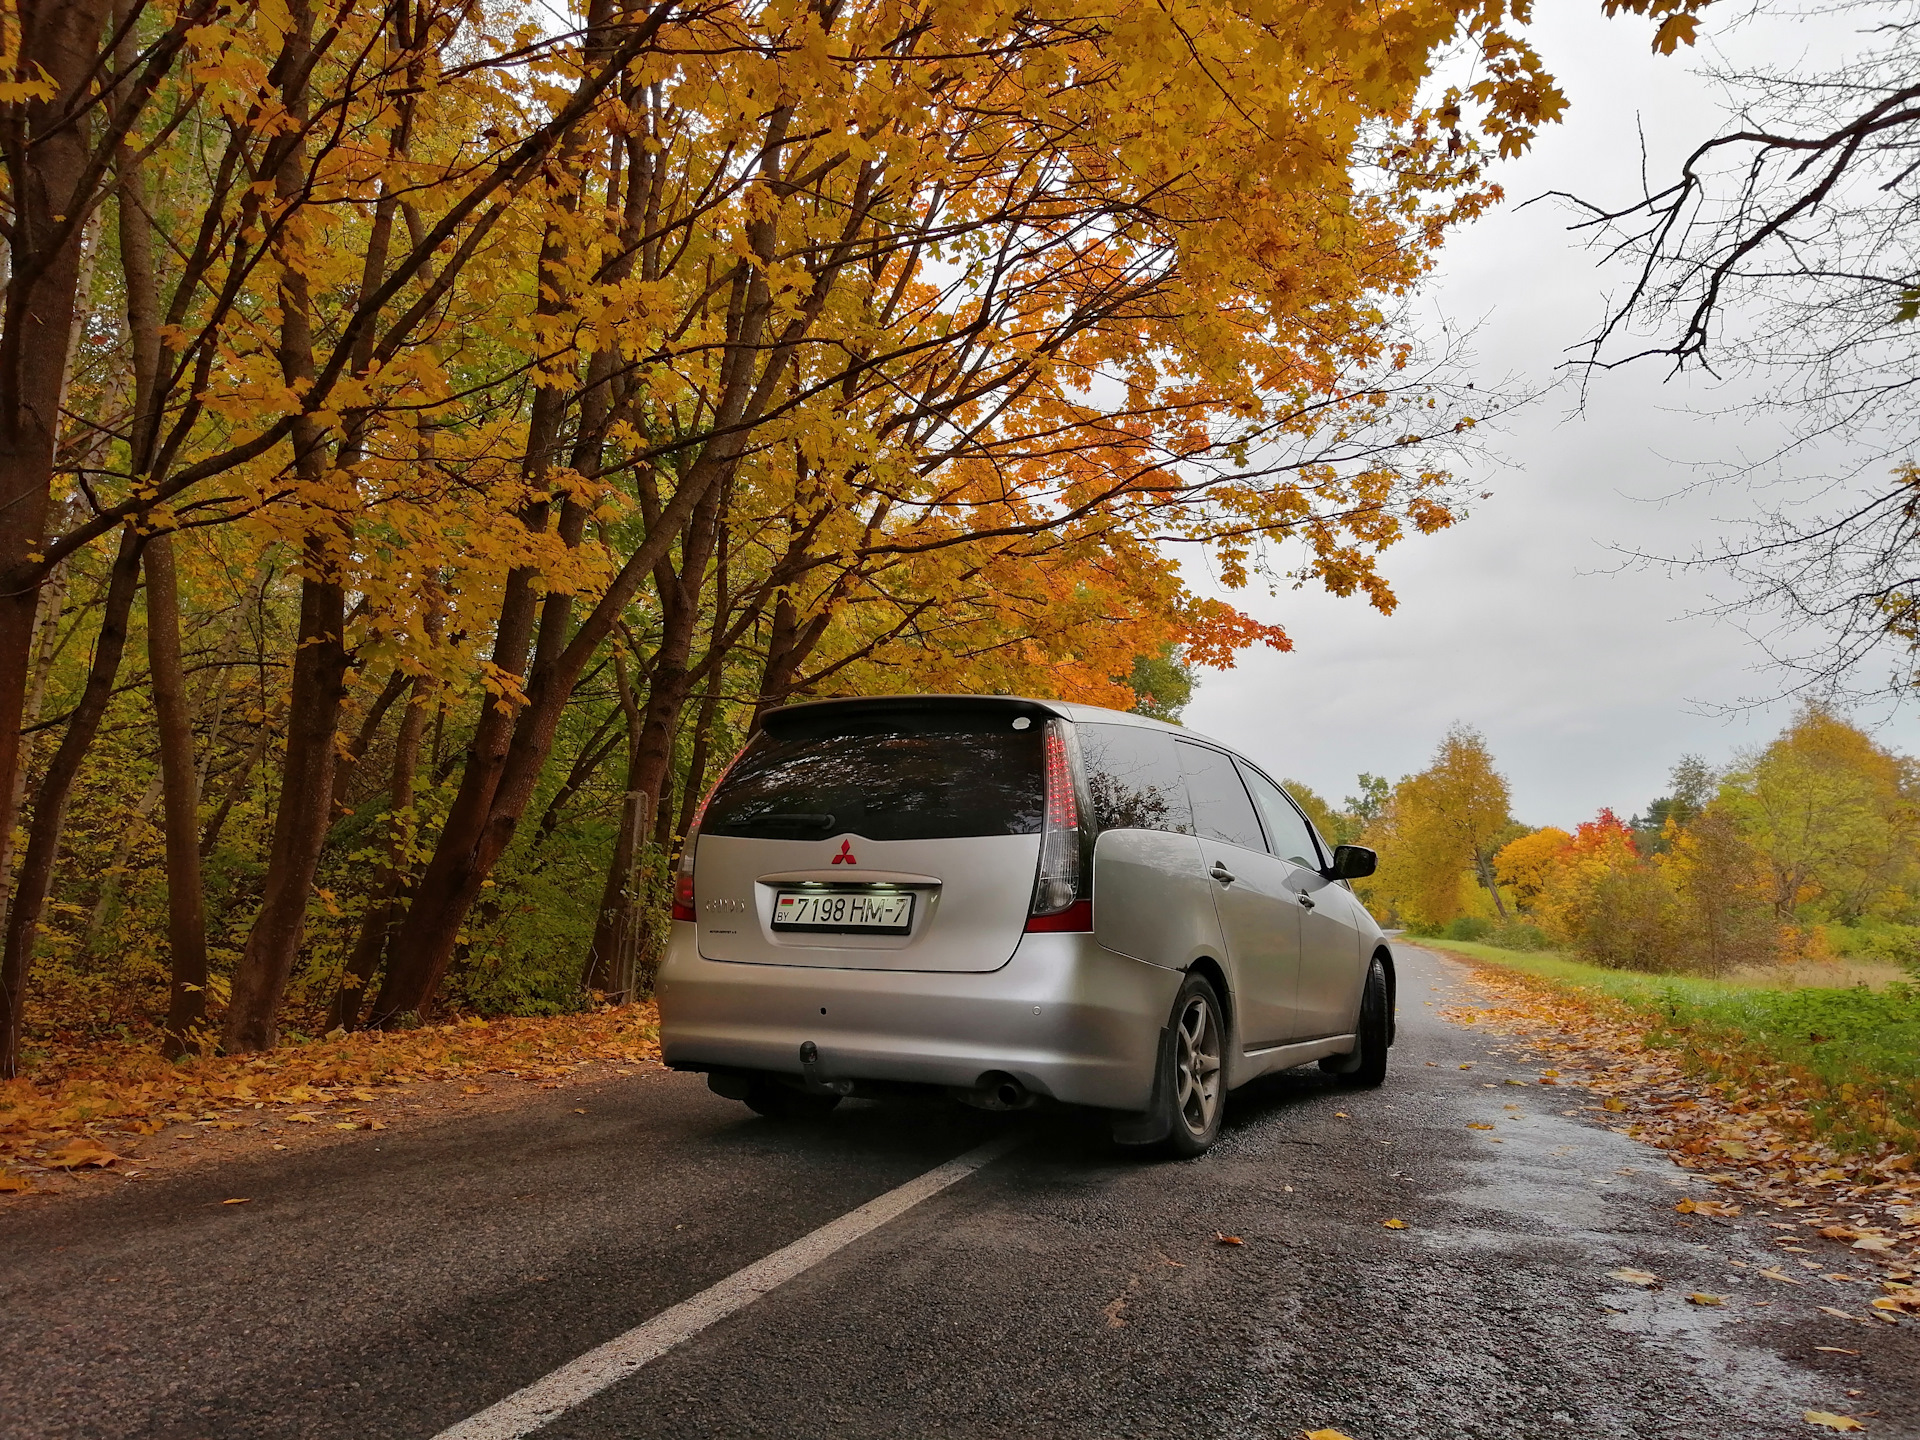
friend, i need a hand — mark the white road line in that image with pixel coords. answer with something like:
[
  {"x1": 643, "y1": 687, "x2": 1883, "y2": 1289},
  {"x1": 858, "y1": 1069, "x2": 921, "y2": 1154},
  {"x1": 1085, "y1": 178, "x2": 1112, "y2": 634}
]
[{"x1": 431, "y1": 1131, "x2": 1024, "y2": 1440}]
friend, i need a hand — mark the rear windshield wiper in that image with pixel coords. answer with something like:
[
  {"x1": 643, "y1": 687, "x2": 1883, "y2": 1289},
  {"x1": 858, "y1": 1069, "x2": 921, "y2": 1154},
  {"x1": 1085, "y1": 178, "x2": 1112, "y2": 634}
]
[{"x1": 752, "y1": 812, "x2": 837, "y2": 832}]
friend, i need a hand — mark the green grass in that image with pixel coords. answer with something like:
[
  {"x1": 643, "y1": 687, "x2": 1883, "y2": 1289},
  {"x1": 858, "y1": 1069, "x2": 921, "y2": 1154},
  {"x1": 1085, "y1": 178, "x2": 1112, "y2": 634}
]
[{"x1": 1407, "y1": 937, "x2": 1920, "y2": 1160}]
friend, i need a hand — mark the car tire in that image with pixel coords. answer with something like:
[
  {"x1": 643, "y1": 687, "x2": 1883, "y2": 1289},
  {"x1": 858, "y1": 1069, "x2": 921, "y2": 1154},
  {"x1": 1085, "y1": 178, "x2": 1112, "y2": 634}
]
[
  {"x1": 1158, "y1": 973, "x2": 1227, "y2": 1157},
  {"x1": 1325, "y1": 956, "x2": 1390, "y2": 1089},
  {"x1": 743, "y1": 1079, "x2": 843, "y2": 1120}
]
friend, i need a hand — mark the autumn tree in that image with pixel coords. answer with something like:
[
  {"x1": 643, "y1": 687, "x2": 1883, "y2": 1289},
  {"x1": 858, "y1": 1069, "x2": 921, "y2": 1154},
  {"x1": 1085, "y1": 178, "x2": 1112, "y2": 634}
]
[{"x1": 1719, "y1": 706, "x2": 1920, "y2": 924}]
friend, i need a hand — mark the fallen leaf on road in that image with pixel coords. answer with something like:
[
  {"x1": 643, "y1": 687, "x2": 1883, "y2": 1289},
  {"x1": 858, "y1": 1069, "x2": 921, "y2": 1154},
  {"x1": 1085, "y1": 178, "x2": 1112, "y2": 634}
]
[
  {"x1": 221, "y1": 1197, "x2": 250, "y2": 1204},
  {"x1": 1382, "y1": 1218, "x2": 1408, "y2": 1229},
  {"x1": 1686, "y1": 1292, "x2": 1725, "y2": 1306},
  {"x1": 286, "y1": 1113, "x2": 320, "y2": 1124},
  {"x1": 1459, "y1": 1062, "x2": 1474, "y2": 1070},
  {"x1": 1676, "y1": 1197, "x2": 1742, "y2": 1217},
  {"x1": 332, "y1": 1123, "x2": 358, "y2": 1131},
  {"x1": 1759, "y1": 1269, "x2": 1805, "y2": 1284},
  {"x1": 1467, "y1": 1123, "x2": 1495, "y2": 1130},
  {"x1": 0, "y1": 1172, "x2": 34, "y2": 1193},
  {"x1": 1609, "y1": 1268, "x2": 1661, "y2": 1286},
  {"x1": 1819, "y1": 1306, "x2": 1873, "y2": 1323},
  {"x1": 462, "y1": 1086, "x2": 486, "y2": 1095},
  {"x1": 1303, "y1": 1430, "x2": 1356, "y2": 1440},
  {"x1": 43, "y1": 1140, "x2": 119, "y2": 1169},
  {"x1": 1603, "y1": 1097, "x2": 1628, "y2": 1112},
  {"x1": 1803, "y1": 1411, "x2": 1865, "y2": 1432},
  {"x1": 1214, "y1": 1233, "x2": 1244, "y2": 1246}
]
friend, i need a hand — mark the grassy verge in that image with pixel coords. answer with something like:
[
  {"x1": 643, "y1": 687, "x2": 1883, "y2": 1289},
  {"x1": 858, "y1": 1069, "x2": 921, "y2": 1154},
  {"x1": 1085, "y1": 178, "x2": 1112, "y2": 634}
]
[{"x1": 1408, "y1": 937, "x2": 1920, "y2": 1161}]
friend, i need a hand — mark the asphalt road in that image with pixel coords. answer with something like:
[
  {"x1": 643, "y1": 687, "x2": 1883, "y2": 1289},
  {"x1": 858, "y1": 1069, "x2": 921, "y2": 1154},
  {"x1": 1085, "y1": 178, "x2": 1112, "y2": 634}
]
[{"x1": 5, "y1": 945, "x2": 1916, "y2": 1440}]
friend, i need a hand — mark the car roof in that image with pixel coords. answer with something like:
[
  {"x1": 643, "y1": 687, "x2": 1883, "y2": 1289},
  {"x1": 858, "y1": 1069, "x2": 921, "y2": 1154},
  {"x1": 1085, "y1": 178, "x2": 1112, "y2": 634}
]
[{"x1": 759, "y1": 693, "x2": 1232, "y2": 752}]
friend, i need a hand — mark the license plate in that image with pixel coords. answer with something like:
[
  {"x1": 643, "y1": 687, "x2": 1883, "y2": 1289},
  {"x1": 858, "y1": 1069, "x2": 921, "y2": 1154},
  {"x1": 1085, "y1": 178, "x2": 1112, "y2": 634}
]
[{"x1": 771, "y1": 889, "x2": 915, "y2": 933}]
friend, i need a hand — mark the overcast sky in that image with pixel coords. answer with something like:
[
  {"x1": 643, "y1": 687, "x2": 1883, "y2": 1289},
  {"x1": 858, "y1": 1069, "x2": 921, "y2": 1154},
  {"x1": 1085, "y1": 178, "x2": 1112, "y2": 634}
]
[{"x1": 1182, "y1": 0, "x2": 1920, "y2": 830}]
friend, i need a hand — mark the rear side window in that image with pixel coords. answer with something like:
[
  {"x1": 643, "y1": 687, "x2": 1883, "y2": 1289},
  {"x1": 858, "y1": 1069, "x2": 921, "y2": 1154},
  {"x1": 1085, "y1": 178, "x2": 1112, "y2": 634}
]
[
  {"x1": 1079, "y1": 723, "x2": 1193, "y2": 835},
  {"x1": 1175, "y1": 742, "x2": 1266, "y2": 852},
  {"x1": 702, "y1": 712, "x2": 1043, "y2": 842},
  {"x1": 1237, "y1": 763, "x2": 1323, "y2": 869}
]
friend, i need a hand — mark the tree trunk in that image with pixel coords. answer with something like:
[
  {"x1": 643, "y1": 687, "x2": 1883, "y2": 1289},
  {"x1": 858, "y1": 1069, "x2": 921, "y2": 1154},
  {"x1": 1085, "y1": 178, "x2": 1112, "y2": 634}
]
[
  {"x1": 673, "y1": 680, "x2": 725, "y2": 846},
  {"x1": 0, "y1": 528, "x2": 143, "y2": 1078},
  {"x1": 583, "y1": 653, "x2": 649, "y2": 993},
  {"x1": 326, "y1": 674, "x2": 430, "y2": 1031},
  {"x1": 1473, "y1": 851, "x2": 1509, "y2": 922},
  {"x1": 222, "y1": 0, "x2": 355, "y2": 1052},
  {"x1": 0, "y1": 0, "x2": 118, "y2": 1079},
  {"x1": 583, "y1": 471, "x2": 729, "y2": 989},
  {"x1": 116, "y1": 54, "x2": 208, "y2": 1052},
  {"x1": 148, "y1": 535, "x2": 209, "y2": 1053},
  {"x1": 221, "y1": 545, "x2": 348, "y2": 1051}
]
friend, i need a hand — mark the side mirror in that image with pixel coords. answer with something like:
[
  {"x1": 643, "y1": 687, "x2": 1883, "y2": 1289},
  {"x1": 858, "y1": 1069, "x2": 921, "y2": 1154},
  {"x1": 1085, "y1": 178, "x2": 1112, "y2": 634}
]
[{"x1": 1327, "y1": 844, "x2": 1376, "y2": 881}]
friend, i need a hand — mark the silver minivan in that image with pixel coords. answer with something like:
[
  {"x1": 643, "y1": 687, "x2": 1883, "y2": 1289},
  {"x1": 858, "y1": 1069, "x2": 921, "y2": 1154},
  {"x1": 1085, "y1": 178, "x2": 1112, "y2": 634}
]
[{"x1": 657, "y1": 695, "x2": 1394, "y2": 1154}]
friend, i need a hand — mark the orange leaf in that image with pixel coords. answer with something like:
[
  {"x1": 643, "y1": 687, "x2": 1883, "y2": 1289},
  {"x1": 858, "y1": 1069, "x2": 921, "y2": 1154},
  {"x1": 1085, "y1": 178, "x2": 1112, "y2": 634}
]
[
  {"x1": 43, "y1": 1140, "x2": 119, "y2": 1169},
  {"x1": 1802, "y1": 1413, "x2": 1865, "y2": 1433}
]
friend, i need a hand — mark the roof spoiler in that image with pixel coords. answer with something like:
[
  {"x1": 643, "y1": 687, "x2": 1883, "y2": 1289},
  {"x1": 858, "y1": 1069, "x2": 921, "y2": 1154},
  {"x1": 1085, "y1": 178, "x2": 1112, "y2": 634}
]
[{"x1": 759, "y1": 693, "x2": 1070, "y2": 738}]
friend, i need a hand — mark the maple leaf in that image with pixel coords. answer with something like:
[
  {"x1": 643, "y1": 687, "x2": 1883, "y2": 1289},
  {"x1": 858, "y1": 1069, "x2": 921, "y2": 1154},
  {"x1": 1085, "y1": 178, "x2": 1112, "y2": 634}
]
[
  {"x1": 1675, "y1": 1197, "x2": 1742, "y2": 1218},
  {"x1": 1803, "y1": 1413, "x2": 1865, "y2": 1432},
  {"x1": 43, "y1": 1140, "x2": 119, "y2": 1169}
]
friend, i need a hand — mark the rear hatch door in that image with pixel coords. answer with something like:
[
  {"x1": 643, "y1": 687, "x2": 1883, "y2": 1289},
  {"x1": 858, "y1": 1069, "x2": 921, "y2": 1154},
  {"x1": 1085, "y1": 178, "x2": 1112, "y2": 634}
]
[{"x1": 694, "y1": 702, "x2": 1048, "y2": 972}]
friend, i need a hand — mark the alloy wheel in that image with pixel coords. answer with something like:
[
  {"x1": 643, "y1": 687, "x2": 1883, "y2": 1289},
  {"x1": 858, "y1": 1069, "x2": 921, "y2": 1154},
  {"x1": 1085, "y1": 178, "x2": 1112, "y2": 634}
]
[{"x1": 1175, "y1": 994, "x2": 1222, "y2": 1136}]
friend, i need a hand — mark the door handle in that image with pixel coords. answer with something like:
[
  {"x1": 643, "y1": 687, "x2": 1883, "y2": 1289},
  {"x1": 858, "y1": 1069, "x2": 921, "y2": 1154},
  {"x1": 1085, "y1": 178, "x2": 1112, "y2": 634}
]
[
  {"x1": 1209, "y1": 861, "x2": 1236, "y2": 885},
  {"x1": 1296, "y1": 891, "x2": 1316, "y2": 910}
]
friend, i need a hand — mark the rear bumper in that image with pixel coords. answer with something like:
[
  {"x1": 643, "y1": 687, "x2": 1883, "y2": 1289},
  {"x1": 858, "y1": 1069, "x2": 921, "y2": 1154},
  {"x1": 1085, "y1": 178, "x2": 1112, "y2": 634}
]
[{"x1": 657, "y1": 922, "x2": 1180, "y2": 1111}]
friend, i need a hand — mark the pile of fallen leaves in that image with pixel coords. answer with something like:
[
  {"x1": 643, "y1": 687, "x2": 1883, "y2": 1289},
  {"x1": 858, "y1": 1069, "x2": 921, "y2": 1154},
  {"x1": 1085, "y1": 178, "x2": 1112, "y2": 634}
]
[
  {"x1": 0, "y1": 1005, "x2": 660, "y2": 1194},
  {"x1": 1448, "y1": 960, "x2": 1920, "y2": 1281}
]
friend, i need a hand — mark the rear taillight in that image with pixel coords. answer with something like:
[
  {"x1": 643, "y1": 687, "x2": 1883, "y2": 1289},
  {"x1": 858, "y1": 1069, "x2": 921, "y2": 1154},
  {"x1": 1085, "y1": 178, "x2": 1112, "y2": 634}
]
[
  {"x1": 672, "y1": 741, "x2": 750, "y2": 925},
  {"x1": 672, "y1": 844, "x2": 696, "y2": 922},
  {"x1": 1031, "y1": 719, "x2": 1082, "y2": 916}
]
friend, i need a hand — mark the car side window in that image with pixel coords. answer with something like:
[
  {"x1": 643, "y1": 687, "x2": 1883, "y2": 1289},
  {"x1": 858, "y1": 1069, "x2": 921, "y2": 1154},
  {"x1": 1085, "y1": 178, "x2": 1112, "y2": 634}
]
[
  {"x1": 1237, "y1": 762, "x2": 1322, "y2": 869},
  {"x1": 1175, "y1": 742, "x2": 1266, "y2": 852},
  {"x1": 1078, "y1": 723, "x2": 1194, "y2": 835}
]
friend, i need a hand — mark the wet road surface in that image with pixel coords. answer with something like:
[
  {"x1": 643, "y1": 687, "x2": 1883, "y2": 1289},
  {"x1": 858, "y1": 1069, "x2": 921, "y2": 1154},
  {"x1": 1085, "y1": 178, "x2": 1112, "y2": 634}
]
[{"x1": 5, "y1": 945, "x2": 1915, "y2": 1439}]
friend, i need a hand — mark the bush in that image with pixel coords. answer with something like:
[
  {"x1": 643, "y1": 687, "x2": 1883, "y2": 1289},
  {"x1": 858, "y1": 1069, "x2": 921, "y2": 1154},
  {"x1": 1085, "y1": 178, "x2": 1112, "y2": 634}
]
[
  {"x1": 1488, "y1": 922, "x2": 1550, "y2": 952},
  {"x1": 1574, "y1": 863, "x2": 1687, "y2": 973},
  {"x1": 1825, "y1": 918, "x2": 1920, "y2": 974},
  {"x1": 1444, "y1": 915, "x2": 1493, "y2": 942}
]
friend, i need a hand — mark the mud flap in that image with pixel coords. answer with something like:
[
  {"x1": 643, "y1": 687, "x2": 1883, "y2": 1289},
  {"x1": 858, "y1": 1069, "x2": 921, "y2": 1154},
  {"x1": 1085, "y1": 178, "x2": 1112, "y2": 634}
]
[{"x1": 1109, "y1": 1025, "x2": 1174, "y2": 1145}]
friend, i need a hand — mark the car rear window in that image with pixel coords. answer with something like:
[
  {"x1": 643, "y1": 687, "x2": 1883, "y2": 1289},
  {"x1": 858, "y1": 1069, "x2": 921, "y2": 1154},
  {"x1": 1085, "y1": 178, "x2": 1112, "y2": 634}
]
[
  {"x1": 702, "y1": 712, "x2": 1045, "y2": 842},
  {"x1": 1079, "y1": 723, "x2": 1194, "y2": 835}
]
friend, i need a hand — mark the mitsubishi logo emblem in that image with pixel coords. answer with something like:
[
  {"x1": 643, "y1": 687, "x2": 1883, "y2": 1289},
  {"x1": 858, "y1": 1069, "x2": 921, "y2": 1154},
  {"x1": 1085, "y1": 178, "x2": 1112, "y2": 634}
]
[{"x1": 831, "y1": 839, "x2": 857, "y2": 865}]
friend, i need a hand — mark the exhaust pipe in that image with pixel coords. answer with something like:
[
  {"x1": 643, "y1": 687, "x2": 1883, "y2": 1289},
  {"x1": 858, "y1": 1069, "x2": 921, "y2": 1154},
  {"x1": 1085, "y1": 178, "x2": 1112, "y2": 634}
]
[{"x1": 958, "y1": 1072, "x2": 1033, "y2": 1111}]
